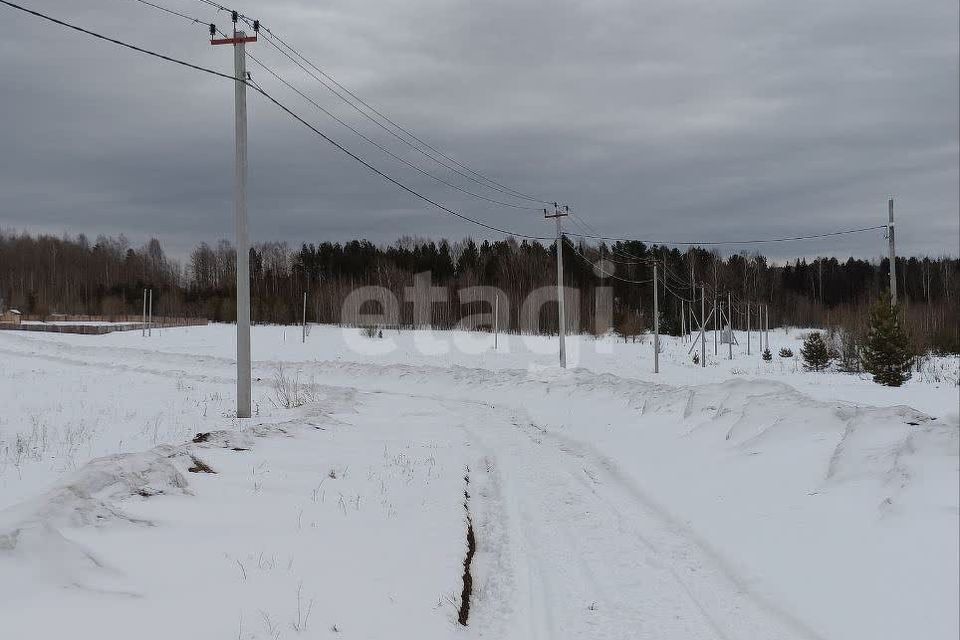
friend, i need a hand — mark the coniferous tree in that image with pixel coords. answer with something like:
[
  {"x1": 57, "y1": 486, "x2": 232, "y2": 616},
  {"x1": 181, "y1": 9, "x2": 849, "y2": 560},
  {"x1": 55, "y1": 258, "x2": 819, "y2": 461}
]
[
  {"x1": 801, "y1": 332, "x2": 831, "y2": 371},
  {"x1": 762, "y1": 347, "x2": 772, "y2": 362},
  {"x1": 861, "y1": 293, "x2": 913, "y2": 386}
]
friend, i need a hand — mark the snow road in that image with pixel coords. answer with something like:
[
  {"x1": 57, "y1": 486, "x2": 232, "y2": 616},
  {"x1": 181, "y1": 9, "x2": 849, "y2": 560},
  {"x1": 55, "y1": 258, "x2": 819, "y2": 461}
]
[
  {"x1": 459, "y1": 401, "x2": 825, "y2": 640},
  {"x1": 0, "y1": 327, "x2": 957, "y2": 639}
]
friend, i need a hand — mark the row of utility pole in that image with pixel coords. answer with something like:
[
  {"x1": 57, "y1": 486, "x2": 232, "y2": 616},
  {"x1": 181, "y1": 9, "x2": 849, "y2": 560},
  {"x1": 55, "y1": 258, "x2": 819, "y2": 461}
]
[
  {"x1": 211, "y1": 7, "x2": 899, "y2": 415},
  {"x1": 682, "y1": 287, "x2": 770, "y2": 367}
]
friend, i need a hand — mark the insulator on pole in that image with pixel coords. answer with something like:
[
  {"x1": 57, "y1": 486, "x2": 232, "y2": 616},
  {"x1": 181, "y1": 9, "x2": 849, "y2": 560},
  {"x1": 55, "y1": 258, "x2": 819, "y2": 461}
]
[
  {"x1": 209, "y1": 23, "x2": 216, "y2": 37},
  {"x1": 231, "y1": 10, "x2": 238, "y2": 23},
  {"x1": 253, "y1": 20, "x2": 260, "y2": 33}
]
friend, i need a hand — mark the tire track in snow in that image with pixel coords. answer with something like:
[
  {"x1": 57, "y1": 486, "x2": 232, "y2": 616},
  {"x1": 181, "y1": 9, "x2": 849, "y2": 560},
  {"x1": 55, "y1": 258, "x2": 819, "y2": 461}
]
[
  {"x1": 458, "y1": 408, "x2": 722, "y2": 639},
  {"x1": 457, "y1": 400, "x2": 828, "y2": 640},
  {"x1": 537, "y1": 425, "x2": 830, "y2": 640}
]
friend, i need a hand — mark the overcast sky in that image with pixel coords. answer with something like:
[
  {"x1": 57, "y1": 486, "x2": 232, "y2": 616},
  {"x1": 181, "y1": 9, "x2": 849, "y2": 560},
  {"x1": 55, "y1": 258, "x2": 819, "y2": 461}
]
[{"x1": 1, "y1": 0, "x2": 957, "y2": 260}]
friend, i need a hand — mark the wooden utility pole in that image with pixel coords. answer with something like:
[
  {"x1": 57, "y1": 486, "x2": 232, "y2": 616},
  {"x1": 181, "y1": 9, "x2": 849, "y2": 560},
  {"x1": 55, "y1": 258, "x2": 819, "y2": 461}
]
[
  {"x1": 545, "y1": 204, "x2": 569, "y2": 368},
  {"x1": 302, "y1": 291, "x2": 307, "y2": 343},
  {"x1": 746, "y1": 302, "x2": 751, "y2": 355},
  {"x1": 212, "y1": 14, "x2": 258, "y2": 418},
  {"x1": 148, "y1": 289, "x2": 153, "y2": 337},
  {"x1": 142, "y1": 289, "x2": 147, "y2": 338},
  {"x1": 888, "y1": 198, "x2": 897, "y2": 306}
]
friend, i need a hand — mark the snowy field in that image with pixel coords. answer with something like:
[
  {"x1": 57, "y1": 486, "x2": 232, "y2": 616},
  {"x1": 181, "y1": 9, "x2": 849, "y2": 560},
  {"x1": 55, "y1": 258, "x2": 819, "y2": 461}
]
[{"x1": 0, "y1": 324, "x2": 957, "y2": 639}]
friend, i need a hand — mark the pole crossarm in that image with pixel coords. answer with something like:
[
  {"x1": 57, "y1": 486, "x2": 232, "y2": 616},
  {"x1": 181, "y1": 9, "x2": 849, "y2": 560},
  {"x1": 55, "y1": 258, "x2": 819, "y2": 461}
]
[{"x1": 211, "y1": 35, "x2": 257, "y2": 45}]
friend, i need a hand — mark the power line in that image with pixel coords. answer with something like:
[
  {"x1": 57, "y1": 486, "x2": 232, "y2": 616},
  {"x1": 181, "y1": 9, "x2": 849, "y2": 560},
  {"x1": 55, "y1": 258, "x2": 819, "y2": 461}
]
[
  {"x1": 0, "y1": 0, "x2": 553, "y2": 242},
  {"x1": 253, "y1": 27, "x2": 549, "y2": 205},
  {"x1": 244, "y1": 53, "x2": 542, "y2": 210},
  {"x1": 17, "y1": 0, "x2": 895, "y2": 254},
  {"x1": 128, "y1": 0, "x2": 553, "y2": 208},
  {"x1": 121, "y1": 1, "x2": 541, "y2": 210},
  {"x1": 567, "y1": 213, "x2": 887, "y2": 247},
  {"x1": 567, "y1": 216, "x2": 663, "y2": 266},
  {"x1": 2, "y1": 0, "x2": 238, "y2": 79},
  {"x1": 567, "y1": 206, "x2": 885, "y2": 250},
  {"x1": 567, "y1": 233, "x2": 657, "y2": 267},
  {"x1": 248, "y1": 20, "x2": 553, "y2": 205},
  {"x1": 245, "y1": 87, "x2": 556, "y2": 239},
  {"x1": 129, "y1": 0, "x2": 203, "y2": 24},
  {"x1": 200, "y1": 2, "x2": 552, "y2": 206},
  {"x1": 568, "y1": 240, "x2": 654, "y2": 285}
]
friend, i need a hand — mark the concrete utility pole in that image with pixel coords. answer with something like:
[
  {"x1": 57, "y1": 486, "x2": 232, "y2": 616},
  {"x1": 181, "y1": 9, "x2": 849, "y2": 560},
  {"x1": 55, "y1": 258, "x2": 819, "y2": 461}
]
[
  {"x1": 142, "y1": 289, "x2": 147, "y2": 338},
  {"x1": 713, "y1": 295, "x2": 718, "y2": 355},
  {"x1": 148, "y1": 289, "x2": 153, "y2": 337},
  {"x1": 888, "y1": 198, "x2": 897, "y2": 306},
  {"x1": 494, "y1": 293, "x2": 499, "y2": 350},
  {"x1": 653, "y1": 263, "x2": 659, "y2": 373},
  {"x1": 746, "y1": 302, "x2": 751, "y2": 355},
  {"x1": 302, "y1": 291, "x2": 307, "y2": 344},
  {"x1": 545, "y1": 204, "x2": 569, "y2": 368},
  {"x1": 728, "y1": 292, "x2": 733, "y2": 360},
  {"x1": 818, "y1": 258, "x2": 823, "y2": 304},
  {"x1": 212, "y1": 16, "x2": 258, "y2": 418},
  {"x1": 759, "y1": 304, "x2": 763, "y2": 352},
  {"x1": 757, "y1": 304, "x2": 761, "y2": 352},
  {"x1": 680, "y1": 300, "x2": 685, "y2": 342},
  {"x1": 764, "y1": 304, "x2": 769, "y2": 351},
  {"x1": 701, "y1": 285, "x2": 706, "y2": 367}
]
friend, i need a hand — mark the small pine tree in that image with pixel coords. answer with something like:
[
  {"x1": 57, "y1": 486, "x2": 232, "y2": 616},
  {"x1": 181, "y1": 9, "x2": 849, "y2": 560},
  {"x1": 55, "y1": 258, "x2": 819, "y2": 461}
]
[
  {"x1": 801, "y1": 332, "x2": 831, "y2": 371},
  {"x1": 762, "y1": 347, "x2": 772, "y2": 362},
  {"x1": 779, "y1": 347, "x2": 793, "y2": 358},
  {"x1": 692, "y1": 351, "x2": 700, "y2": 365},
  {"x1": 861, "y1": 292, "x2": 912, "y2": 387}
]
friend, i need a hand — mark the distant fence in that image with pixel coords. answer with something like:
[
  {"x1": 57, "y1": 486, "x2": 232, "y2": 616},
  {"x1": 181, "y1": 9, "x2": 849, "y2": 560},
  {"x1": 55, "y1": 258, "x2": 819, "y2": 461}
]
[
  {"x1": 18, "y1": 314, "x2": 205, "y2": 324},
  {"x1": 0, "y1": 316, "x2": 207, "y2": 335}
]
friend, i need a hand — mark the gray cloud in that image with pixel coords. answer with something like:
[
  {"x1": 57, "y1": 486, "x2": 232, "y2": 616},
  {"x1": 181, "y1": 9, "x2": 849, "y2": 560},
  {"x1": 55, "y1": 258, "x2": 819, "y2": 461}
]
[{"x1": 1, "y1": 0, "x2": 957, "y2": 260}]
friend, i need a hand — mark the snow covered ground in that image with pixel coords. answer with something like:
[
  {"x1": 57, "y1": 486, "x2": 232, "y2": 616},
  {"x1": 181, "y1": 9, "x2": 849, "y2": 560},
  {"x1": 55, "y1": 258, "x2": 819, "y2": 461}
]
[{"x1": 0, "y1": 325, "x2": 957, "y2": 639}]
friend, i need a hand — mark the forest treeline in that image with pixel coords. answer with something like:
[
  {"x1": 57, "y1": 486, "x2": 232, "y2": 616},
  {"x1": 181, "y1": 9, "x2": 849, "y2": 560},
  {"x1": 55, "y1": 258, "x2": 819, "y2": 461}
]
[{"x1": 0, "y1": 230, "x2": 956, "y2": 354}]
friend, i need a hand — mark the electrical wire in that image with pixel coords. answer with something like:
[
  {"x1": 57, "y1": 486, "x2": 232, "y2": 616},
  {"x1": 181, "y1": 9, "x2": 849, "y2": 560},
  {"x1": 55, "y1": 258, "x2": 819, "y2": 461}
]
[
  {"x1": 30, "y1": 0, "x2": 895, "y2": 254},
  {"x1": 569, "y1": 223, "x2": 889, "y2": 247},
  {"x1": 252, "y1": 26, "x2": 550, "y2": 205},
  {"x1": 0, "y1": 0, "x2": 554, "y2": 243},
  {"x1": 246, "y1": 20, "x2": 553, "y2": 205},
  {"x1": 120, "y1": 0, "x2": 544, "y2": 212},
  {"x1": 196, "y1": 0, "x2": 554, "y2": 206},
  {"x1": 565, "y1": 207, "x2": 886, "y2": 248},
  {"x1": 142, "y1": 0, "x2": 553, "y2": 206},
  {"x1": 129, "y1": 0, "x2": 203, "y2": 23},
  {"x1": 568, "y1": 241, "x2": 654, "y2": 285},
  {"x1": 567, "y1": 216, "x2": 664, "y2": 267},
  {"x1": 662, "y1": 281, "x2": 695, "y2": 304},
  {"x1": 245, "y1": 54, "x2": 542, "y2": 210}
]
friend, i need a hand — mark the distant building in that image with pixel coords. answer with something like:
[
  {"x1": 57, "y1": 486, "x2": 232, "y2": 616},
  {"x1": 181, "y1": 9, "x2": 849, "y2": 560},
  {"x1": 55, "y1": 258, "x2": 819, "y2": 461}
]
[{"x1": 0, "y1": 309, "x2": 22, "y2": 325}]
